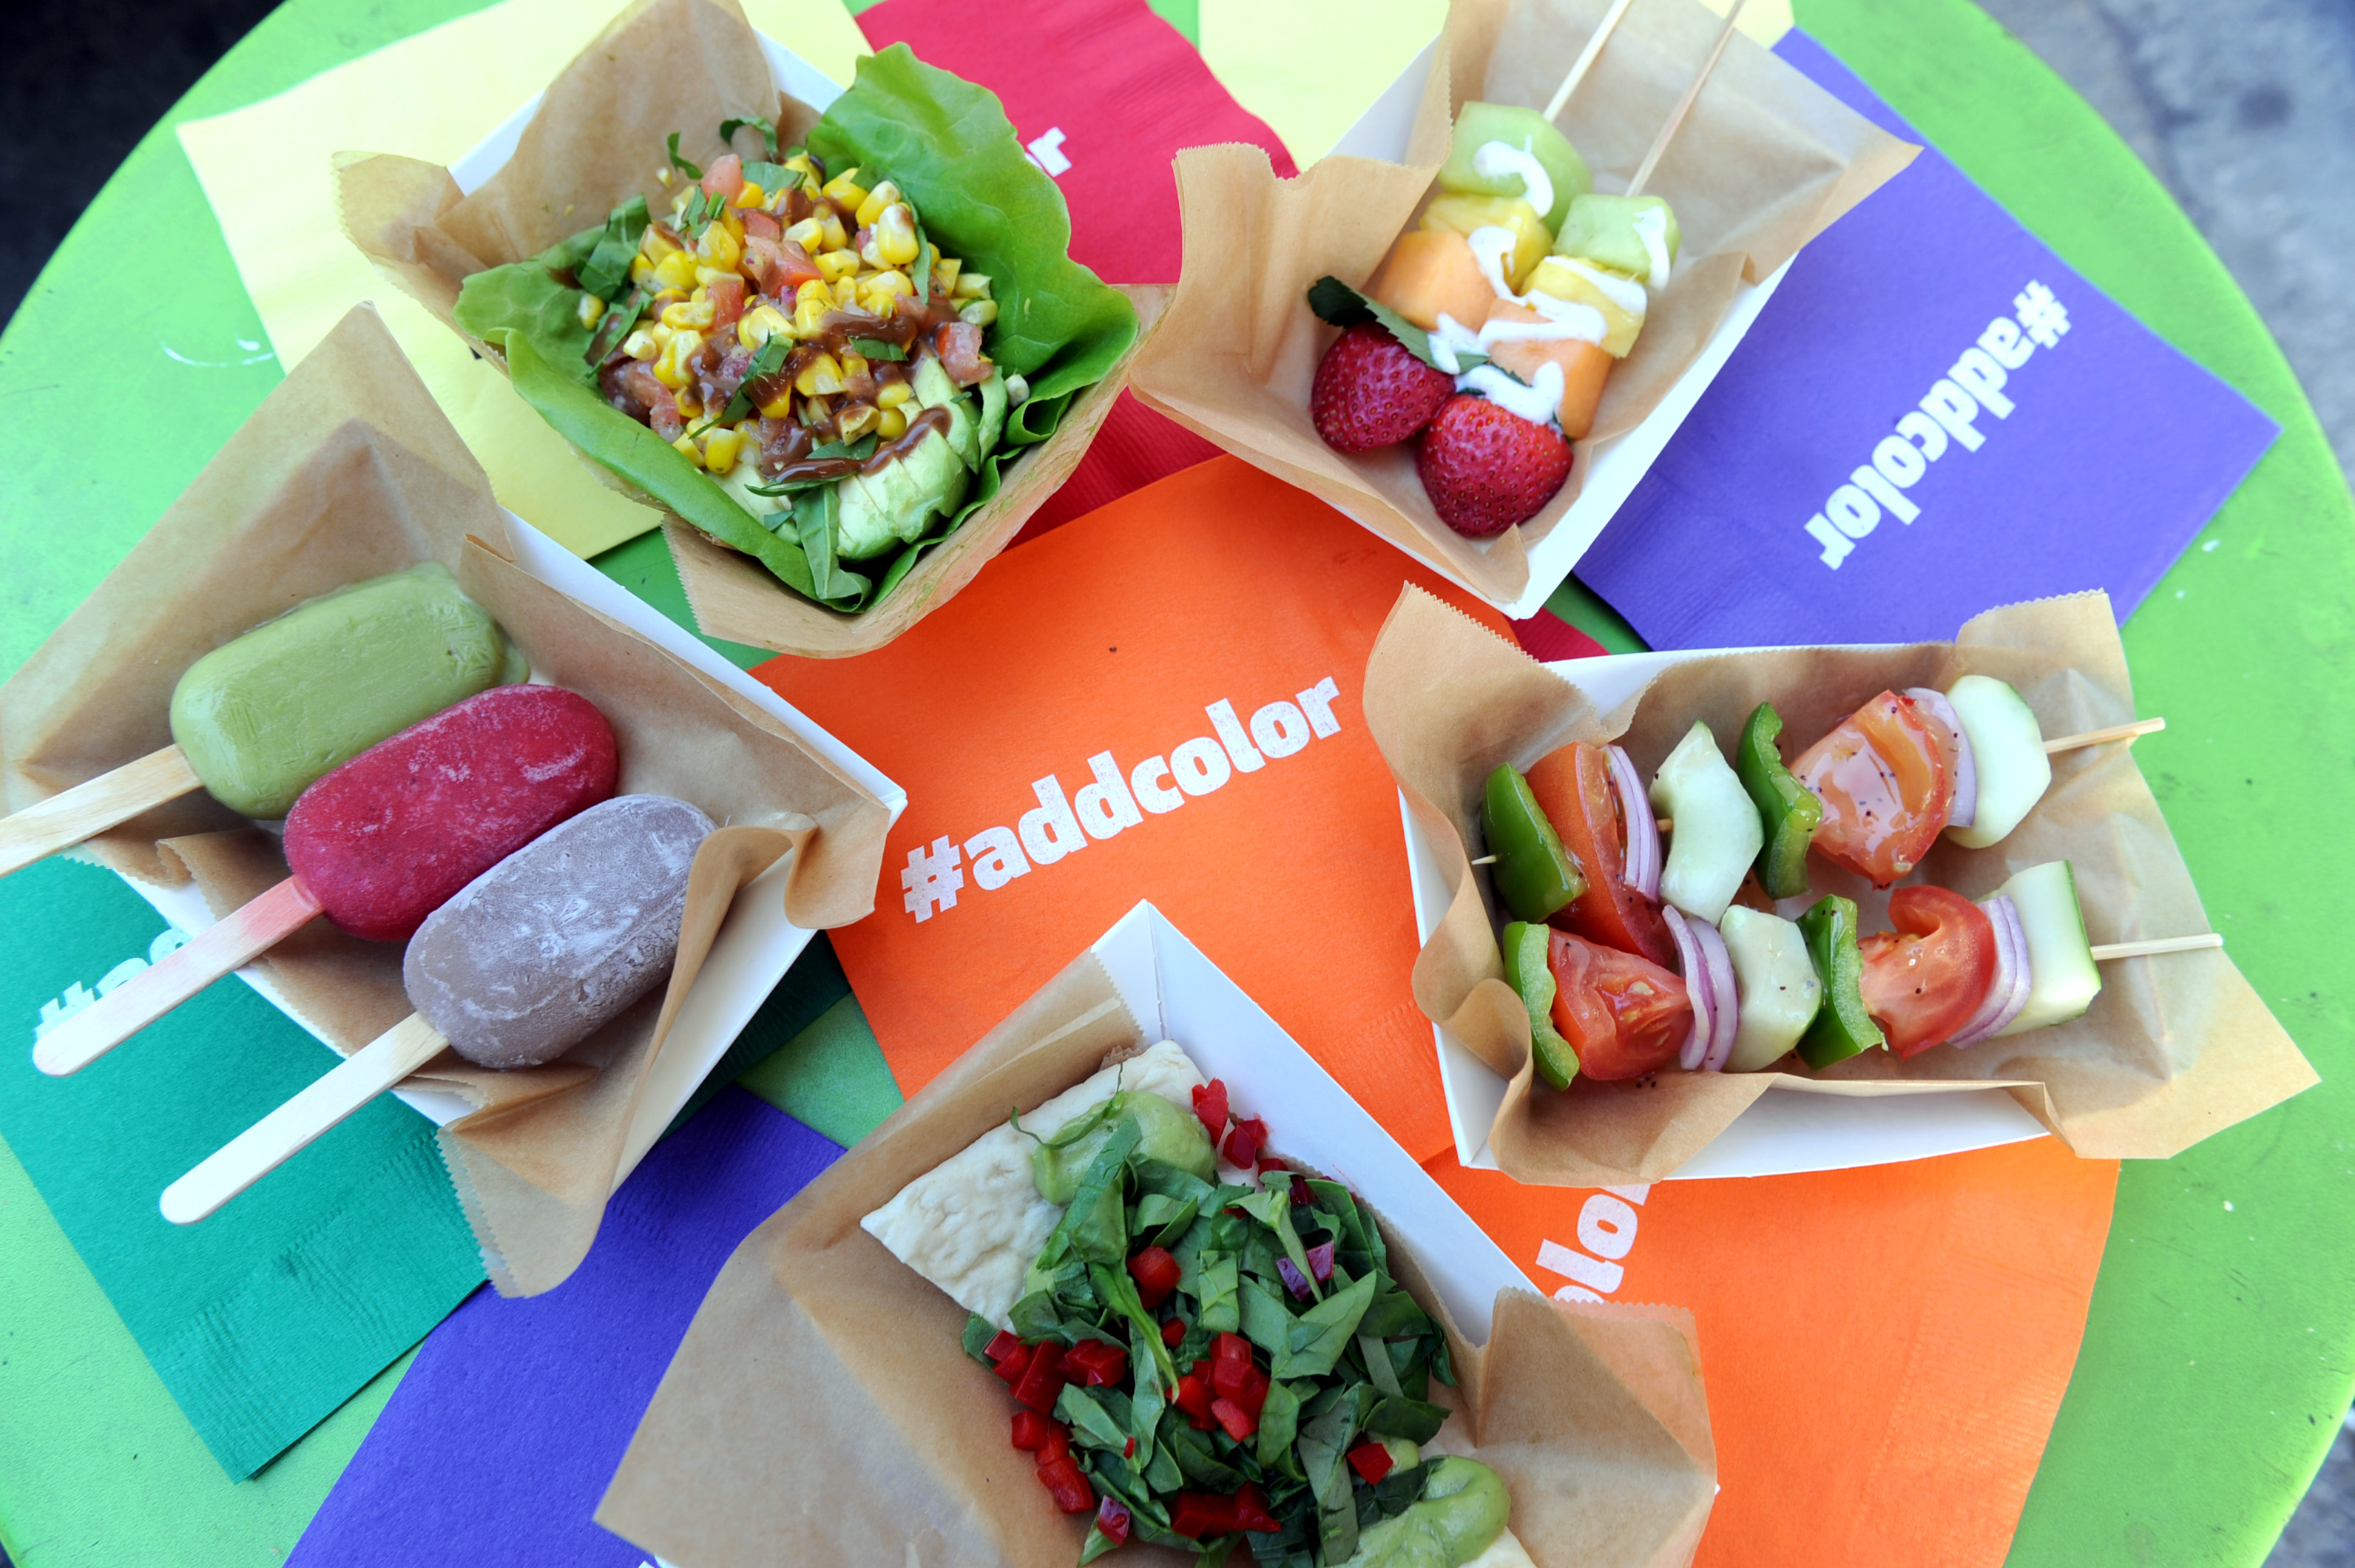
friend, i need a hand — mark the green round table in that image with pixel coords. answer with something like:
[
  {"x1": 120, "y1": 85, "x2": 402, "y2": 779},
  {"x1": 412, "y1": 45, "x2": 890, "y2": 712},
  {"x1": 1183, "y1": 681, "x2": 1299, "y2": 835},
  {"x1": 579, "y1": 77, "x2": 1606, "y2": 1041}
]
[{"x1": 1, "y1": 0, "x2": 2348, "y2": 1563}]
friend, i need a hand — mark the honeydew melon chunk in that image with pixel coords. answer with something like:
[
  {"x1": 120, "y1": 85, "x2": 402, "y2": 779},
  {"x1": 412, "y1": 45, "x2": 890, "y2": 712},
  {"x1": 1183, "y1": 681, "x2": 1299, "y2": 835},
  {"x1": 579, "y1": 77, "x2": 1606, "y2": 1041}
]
[
  {"x1": 1946, "y1": 675, "x2": 2052, "y2": 848},
  {"x1": 1993, "y1": 860, "x2": 2103, "y2": 1035},
  {"x1": 1438, "y1": 101, "x2": 1592, "y2": 232},
  {"x1": 1552, "y1": 193, "x2": 1681, "y2": 286}
]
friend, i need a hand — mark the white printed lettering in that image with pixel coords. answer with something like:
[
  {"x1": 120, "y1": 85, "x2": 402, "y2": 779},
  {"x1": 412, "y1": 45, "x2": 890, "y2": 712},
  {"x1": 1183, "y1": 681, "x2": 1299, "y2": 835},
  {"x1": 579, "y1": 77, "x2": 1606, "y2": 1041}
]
[
  {"x1": 964, "y1": 826, "x2": 1030, "y2": 890},
  {"x1": 1536, "y1": 1236, "x2": 1622, "y2": 1294},
  {"x1": 1979, "y1": 314, "x2": 2033, "y2": 370},
  {"x1": 902, "y1": 837, "x2": 964, "y2": 922},
  {"x1": 1074, "y1": 751, "x2": 1143, "y2": 839},
  {"x1": 96, "y1": 958, "x2": 145, "y2": 997},
  {"x1": 1129, "y1": 756, "x2": 1184, "y2": 814},
  {"x1": 1025, "y1": 127, "x2": 1072, "y2": 177},
  {"x1": 1206, "y1": 699, "x2": 1265, "y2": 772},
  {"x1": 1826, "y1": 484, "x2": 1881, "y2": 539},
  {"x1": 1851, "y1": 465, "x2": 1920, "y2": 524},
  {"x1": 1171, "y1": 737, "x2": 1232, "y2": 796},
  {"x1": 1894, "y1": 410, "x2": 1949, "y2": 462},
  {"x1": 1552, "y1": 1283, "x2": 1605, "y2": 1304},
  {"x1": 1250, "y1": 701, "x2": 1312, "y2": 759},
  {"x1": 1871, "y1": 433, "x2": 1929, "y2": 488},
  {"x1": 1577, "y1": 1194, "x2": 1640, "y2": 1259},
  {"x1": 1018, "y1": 776, "x2": 1087, "y2": 864},
  {"x1": 1948, "y1": 347, "x2": 2016, "y2": 417},
  {"x1": 1805, "y1": 515, "x2": 1854, "y2": 568},
  {"x1": 1296, "y1": 677, "x2": 1343, "y2": 738},
  {"x1": 1919, "y1": 379, "x2": 1987, "y2": 451},
  {"x1": 2014, "y1": 280, "x2": 2070, "y2": 348}
]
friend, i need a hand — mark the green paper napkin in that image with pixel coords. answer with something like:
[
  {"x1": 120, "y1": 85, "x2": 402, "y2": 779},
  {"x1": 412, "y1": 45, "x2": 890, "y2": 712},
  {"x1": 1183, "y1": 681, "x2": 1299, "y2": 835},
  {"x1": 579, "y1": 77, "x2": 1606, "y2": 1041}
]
[{"x1": 0, "y1": 857, "x2": 483, "y2": 1479}]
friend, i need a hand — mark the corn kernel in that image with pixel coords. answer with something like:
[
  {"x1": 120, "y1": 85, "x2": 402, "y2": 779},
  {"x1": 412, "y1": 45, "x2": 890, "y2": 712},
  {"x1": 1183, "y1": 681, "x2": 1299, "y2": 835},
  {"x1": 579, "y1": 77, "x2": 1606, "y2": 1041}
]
[
  {"x1": 577, "y1": 293, "x2": 607, "y2": 329},
  {"x1": 672, "y1": 431, "x2": 703, "y2": 467},
  {"x1": 836, "y1": 401, "x2": 880, "y2": 442},
  {"x1": 652, "y1": 359, "x2": 686, "y2": 391},
  {"x1": 737, "y1": 303, "x2": 791, "y2": 350},
  {"x1": 820, "y1": 168, "x2": 868, "y2": 209},
  {"x1": 655, "y1": 328, "x2": 703, "y2": 390},
  {"x1": 932, "y1": 256, "x2": 962, "y2": 293},
  {"x1": 723, "y1": 211, "x2": 745, "y2": 245},
  {"x1": 758, "y1": 385, "x2": 794, "y2": 419},
  {"x1": 793, "y1": 280, "x2": 834, "y2": 335},
  {"x1": 833, "y1": 275, "x2": 860, "y2": 310},
  {"x1": 661, "y1": 298, "x2": 715, "y2": 330},
  {"x1": 651, "y1": 322, "x2": 677, "y2": 351},
  {"x1": 734, "y1": 180, "x2": 766, "y2": 209},
  {"x1": 854, "y1": 180, "x2": 902, "y2": 228},
  {"x1": 794, "y1": 353, "x2": 845, "y2": 397},
  {"x1": 675, "y1": 388, "x2": 703, "y2": 418},
  {"x1": 650, "y1": 287, "x2": 689, "y2": 308},
  {"x1": 783, "y1": 153, "x2": 816, "y2": 181},
  {"x1": 696, "y1": 223, "x2": 743, "y2": 271},
  {"x1": 703, "y1": 423, "x2": 746, "y2": 474},
  {"x1": 876, "y1": 405, "x2": 908, "y2": 440},
  {"x1": 867, "y1": 204, "x2": 919, "y2": 268},
  {"x1": 959, "y1": 299, "x2": 999, "y2": 328},
  {"x1": 622, "y1": 329, "x2": 660, "y2": 361},
  {"x1": 876, "y1": 381, "x2": 913, "y2": 410},
  {"x1": 953, "y1": 271, "x2": 992, "y2": 301},
  {"x1": 642, "y1": 226, "x2": 683, "y2": 262},
  {"x1": 820, "y1": 212, "x2": 848, "y2": 251},
  {"x1": 814, "y1": 248, "x2": 859, "y2": 282},
  {"x1": 652, "y1": 251, "x2": 699, "y2": 291},
  {"x1": 800, "y1": 394, "x2": 833, "y2": 428},
  {"x1": 840, "y1": 351, "x2": 870, "y2": 382},
  {"x1": 785, "y1": 217, "x2": 827, "y2": 251},
  {"x1": 657, "y1": 166, "x2": 675, "y2": 189},
  {"x1": 629, "y1": 254, "x2": 655, "y2": 283}
]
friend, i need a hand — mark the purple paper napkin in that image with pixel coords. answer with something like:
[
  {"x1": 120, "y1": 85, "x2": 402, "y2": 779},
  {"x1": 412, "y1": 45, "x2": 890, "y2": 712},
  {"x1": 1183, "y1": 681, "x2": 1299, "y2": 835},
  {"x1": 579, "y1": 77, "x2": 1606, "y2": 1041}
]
[
  {"x1": 1575, "y1": 31, "x2": 2278, "y2": 649},
  {"x1": 289, "y1": 1087, "x2": 839, "y2": 1567}
]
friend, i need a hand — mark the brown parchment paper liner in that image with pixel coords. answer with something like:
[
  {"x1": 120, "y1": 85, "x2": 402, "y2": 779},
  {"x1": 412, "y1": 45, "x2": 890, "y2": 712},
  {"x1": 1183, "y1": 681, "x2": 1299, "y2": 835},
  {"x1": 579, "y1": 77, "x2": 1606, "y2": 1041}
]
[
  {"x1": 599, "y1": 944, "x2": 1715, "y2": 1567},
  {"x1": 1364, "y1": 584, "x2": 2318, "y2": 1185},
  {"x1": 0, "y1": 305, "x2": 893, "y2": 1294},
  {"x1": 337, "y1": 0, "x2": 1167, "y2": 659},
  {"x1": 1128, "y1": 0, "x2": 1916, "y2": 609}
]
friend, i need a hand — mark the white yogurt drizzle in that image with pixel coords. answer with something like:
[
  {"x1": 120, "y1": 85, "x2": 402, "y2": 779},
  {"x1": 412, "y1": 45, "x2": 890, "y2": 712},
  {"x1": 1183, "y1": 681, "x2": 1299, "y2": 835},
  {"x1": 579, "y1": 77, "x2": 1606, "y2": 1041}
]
[
  {"x1": 1427, "y1": 226, "x2": 1609, "y2": 426},
  {"x1": 1470, "y1": 138, "x2": 1552, "y2": 223},
  {"x1": 1546, "y1": 254, "x2": 1649, "y2": 319},
  {"x1": 1460, "y1": 361, "x2": 1566, "y2": 426},
  {"x1": 1632, "y1": 204, "x2": 1674, "y2": 291}
]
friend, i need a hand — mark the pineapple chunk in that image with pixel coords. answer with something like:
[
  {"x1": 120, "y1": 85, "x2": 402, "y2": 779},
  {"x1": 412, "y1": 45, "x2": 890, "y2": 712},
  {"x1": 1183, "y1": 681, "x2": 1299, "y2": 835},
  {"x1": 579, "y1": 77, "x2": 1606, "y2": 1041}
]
[
  {"x1": 1523, "y1": 256, "x2": 1647, "y2": 358},
  {"x1": 1419, "y1": 193, "x2": 1550, "y2": 294}
]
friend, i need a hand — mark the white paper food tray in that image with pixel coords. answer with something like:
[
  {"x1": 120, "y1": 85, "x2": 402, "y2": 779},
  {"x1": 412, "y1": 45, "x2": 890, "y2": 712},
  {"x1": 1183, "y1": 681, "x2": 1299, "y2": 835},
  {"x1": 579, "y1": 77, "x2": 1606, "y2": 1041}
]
[
  {"x1": 1326, "y1": 38, "x2": 1790, "y2": 623},
  {"x1": 101, "y1": 506, "x2": 902, "y2": 1192},
  {"x1": 1402, "y1": 647, "x2": 2050, "y2": 1179}
]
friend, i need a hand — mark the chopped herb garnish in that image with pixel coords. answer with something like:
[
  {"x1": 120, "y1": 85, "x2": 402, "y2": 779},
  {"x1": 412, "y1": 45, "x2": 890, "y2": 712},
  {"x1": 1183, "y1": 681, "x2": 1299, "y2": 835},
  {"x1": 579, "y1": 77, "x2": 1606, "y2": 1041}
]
[
  {"x1": 583, "y1": 284, "x2": 648, "y2": 366},
  {"x1": 665, "y1": 131, "x2": 703, "y2": 181},
  {"x1": 847, "y1": 337, "x2": 908, "y2": 362},
  {"x1": 718, "y1": 114, "x2": 780, "y2": 159},
  {"x1": 709, "y1": 332, "x2": 793, "y2": 428},
  {"x1": 575, "y1": 195, "x2": 650, "y2": 303},
  {"x1": 1305, "y1": 274, "x2": 1481, "y2": 374}
]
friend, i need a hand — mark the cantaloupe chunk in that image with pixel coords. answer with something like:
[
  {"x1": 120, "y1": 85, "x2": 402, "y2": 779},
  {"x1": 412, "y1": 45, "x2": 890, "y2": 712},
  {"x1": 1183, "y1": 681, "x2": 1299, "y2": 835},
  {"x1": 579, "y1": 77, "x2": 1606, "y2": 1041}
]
[
  {"x1": 1482, "y1": 302, "x2": 1613, "y2": 440},
  {"x1": 1366, "y1": 228, "x2": 1499, "y2": 334}
]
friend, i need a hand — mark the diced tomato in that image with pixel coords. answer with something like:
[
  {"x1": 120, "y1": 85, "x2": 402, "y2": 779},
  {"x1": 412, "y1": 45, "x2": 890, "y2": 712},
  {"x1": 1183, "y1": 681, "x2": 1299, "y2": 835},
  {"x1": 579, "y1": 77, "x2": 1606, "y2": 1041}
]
[
  {"x1": 1546, "y1": 929, "x2": 1692, "y2": 1081},
  {"x1": 1127, "y1": 1246, "x2": 1181, "y2": 1309},
  {"x1": 1794, "y1": 692, "x2": 1954, "y2": 886},
  {"x1": 1036, "y1": 1454, "x2": 1095, "y2": 1514},
  {"x1": 1222, "y1": 1116, "x2": 1268, "y2": 1167},
  {"x1": 935, "y1": 320, "x2": 992, "y2": 385},
  {"x1": 1290, "y1": 1175, "x2": 1314, "y2": 1208},
  {"x1": 1095, "y1": 1496, "x2": 1132, "y2": 1546},
  {"x1": 706, "y1": 274, "x2": 747, "y2": 335},
  {"x1": 740, "y1": 208, "x2": 781, "y2": 243},
  {"x1": 1210, "y1": 1334, "x2": 1254, "y2": 1400},
  {"x1": 1210, "y1": 1396, "x2": 1257, "y2": 1442},
  {"x1": 1192, "y1": 1078, "x2": 1231, "y2": 1137},
  {"x1": 1234, "y1": 1483, "x2": 1280, "y2": 1533},
  {"x1": 1859, "y1": 885, "x2": 1998, "y2": 1056},
  {"x1": 1169, "y1": 1490, "x2": 1240, "y2": 1540},
  {"x1": 1011, "y1": 1342, "x2": 1067, "y2": 1413},
  {"x1": 1010, "y1": 1409, "x2": 1054, "y2": 1451},
  {"x1": 1161, "y1": 1317, "x2": 1187, "y2": 1348},
  {"x1": 700, "y1": 152, "x2": 743, "y2": 200},
  {"x1": 1525, "y1": 742, "x2": 1676, "y2": 968},
  {"x1": 1064, "y1": 1338, "x2": 1129, "y2": 1389},
  {"x1": 984, "y1": 1330, "x2": 1023, "y2": 1364},
  {"x1": 1347, "y1": 1441, "x2": 1395, "y2": 1484},
  {"x1": 742, "y1": 236, "x2": 822, "y2": 298},
  {"x1": 1175, "y1": 1370, "x2": 1214, "y2": 1427}
]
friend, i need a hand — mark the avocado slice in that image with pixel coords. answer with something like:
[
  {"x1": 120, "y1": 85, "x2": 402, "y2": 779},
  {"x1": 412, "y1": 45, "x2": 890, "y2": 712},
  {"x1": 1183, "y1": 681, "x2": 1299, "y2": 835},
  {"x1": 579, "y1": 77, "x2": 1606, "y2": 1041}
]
[
  {"x1": 976, "y1": 371, "x2": 1007, "y2": 459},
  {"x1": 831, "y1": 428, "x2": 970, "y2": 559},
  {"x1": 834, "y1": 467, "x2": 912, "y2": 560},
  {"x1": 912, "y1": 354, "x2": 959, "y2": 410},
  {"x1": 942, "y1": 393, "x2": 980, "y2": 470}
]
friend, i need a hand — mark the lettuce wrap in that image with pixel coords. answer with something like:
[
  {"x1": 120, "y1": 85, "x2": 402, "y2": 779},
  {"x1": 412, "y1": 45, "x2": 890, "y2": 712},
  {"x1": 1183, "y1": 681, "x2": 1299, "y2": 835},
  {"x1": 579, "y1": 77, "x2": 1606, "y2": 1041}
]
[{"x1": 453, "y1": 44, "x2": 1136, "y2": 614}]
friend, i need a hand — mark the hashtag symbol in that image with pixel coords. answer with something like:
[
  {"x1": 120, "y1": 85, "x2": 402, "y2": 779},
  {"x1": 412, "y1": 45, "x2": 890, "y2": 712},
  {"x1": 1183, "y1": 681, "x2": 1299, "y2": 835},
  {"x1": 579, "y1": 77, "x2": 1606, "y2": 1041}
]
[
  {"x1": 2015, "y1": 280, "x2": 2070, "y2": 349},
  {"x1": 901, "y1": 836, "x2": 964, "y2": 922}
]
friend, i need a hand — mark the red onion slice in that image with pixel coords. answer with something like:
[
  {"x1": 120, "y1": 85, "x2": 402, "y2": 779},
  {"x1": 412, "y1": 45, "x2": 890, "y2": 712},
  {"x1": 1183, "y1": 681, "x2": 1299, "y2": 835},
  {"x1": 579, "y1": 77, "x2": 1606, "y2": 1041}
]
[
  {"x1": 1947, "y1": 893, "x2": 2032, "y2": 1047},
  {"x1": 1689, "y1": 916, "x2": 1742, "y2": 1072},
  {"x1": 1663, "y1": 905, "x2": 1713, "y2": 1070},
  {"x1": 1606, "y1": 744, "x2": 1662, "y2": 899},
  {"x1": 1905, "y1": 686, "x2": 1977, "y2": 831}
]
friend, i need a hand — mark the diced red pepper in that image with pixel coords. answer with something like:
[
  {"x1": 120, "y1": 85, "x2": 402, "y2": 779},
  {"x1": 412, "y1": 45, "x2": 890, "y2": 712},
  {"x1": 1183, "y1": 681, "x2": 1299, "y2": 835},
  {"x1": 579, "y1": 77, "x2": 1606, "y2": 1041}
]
[
  {"x1": 1010, "y1": 1409, "x2": 1054, "y2": 1451},
  {"x1": 1039, "y1": 1426, "x2": 1071, "y2": 1464},
  {"x1": 1012, "y1": 1342, "x2": 1067, "y2": 1413},
  {"x1": 1175, "y1": 1370, "x2": 1214, "y2": 1428},
  {"x1": 1128, "y1": 1246, "x2": 1181, "y2": 1309},
  {"x1": 1168, "y1": 1490, "x2": 1240, "y2": 1540},
  {"x1": 1192, "y1": 1078, "x2": 1231, "y2": 1138},
  {"x1": 1064, "y1": 1338, "x2": 1129, "y2": 1389},
  {"x1": 1210, "y1": 1333, "x2": 1254, "y2": 1401},
  {"x1": 1036, "y1": 1454, "x2": 1095, "y2": 1515},
  {"x1": 984, "y1": 1330, "x2": 1024, "y2": 1364},
  {"x1": 1095, "y1": 1495, "x2": 1132, "y2": 1546},
  {"x1": 1348, "y1": 1441, "x2": 1396, "y2": 1484},
  {"x1": 1234, "y1": 1483, "x2": 1280, "y2": 1533},
  {"x1": 1254, "y1": 1155, "x2": 1286, "y2": 1176},
  {"x1": 1161, "y1": 1317, "x2": 1187, "y2": 1348},
  {"x1": 1234, "y1": 1364, "x2": 1271, "y2": 1420},
  {"x1": 993, "y1": 1343, "x2": 1030, "y2": 1385},
  {"x1": 1210, "y1": 1396, "x2": 1257, "y2": 1442},
  {"x1": 1223, "y1": 1117, "x2": 1268, "y2": 1168},
  {"x1": 1291, "y1": 1176, "x2": 1314, "y2": 1208}
]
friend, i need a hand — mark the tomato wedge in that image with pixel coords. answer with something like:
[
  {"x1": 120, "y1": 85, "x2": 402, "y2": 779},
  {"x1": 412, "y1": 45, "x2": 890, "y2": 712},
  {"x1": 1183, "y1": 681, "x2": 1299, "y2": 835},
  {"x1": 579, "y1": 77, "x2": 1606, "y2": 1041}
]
[
  {"x1": 1857, "y1": 886, "x2": 1998, "y2": 1057},
  {"x1": 1794, "y1": 692, "x2": 1953, "y2": 886},
  {"x1": 1546, "y1": 930, "x2": 1692, "y2": 1081},
  {"x1": 1524, "y1": 742, "x2": 1675, "y2": 968}
]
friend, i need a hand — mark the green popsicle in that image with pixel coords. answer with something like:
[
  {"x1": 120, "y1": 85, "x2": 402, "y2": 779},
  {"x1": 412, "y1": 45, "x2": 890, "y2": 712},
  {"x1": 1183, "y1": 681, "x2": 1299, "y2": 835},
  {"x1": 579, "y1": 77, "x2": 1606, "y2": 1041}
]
[{"x1": 169, "y1": 564, "x2": 524, "y2": 818}]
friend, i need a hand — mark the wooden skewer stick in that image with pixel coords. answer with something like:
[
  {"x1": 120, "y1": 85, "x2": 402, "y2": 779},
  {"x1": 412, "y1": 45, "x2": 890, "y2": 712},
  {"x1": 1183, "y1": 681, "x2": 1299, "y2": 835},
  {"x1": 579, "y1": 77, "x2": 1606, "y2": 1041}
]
[
  {"x1": 33, "y1": 876, "x2": 325, "y2": 1077},
  {"x1": 0, "y1": 746, "x2": 203, "y2": 880},
  {"x1": 1470, "y1": 854, "x2": 1499, "y2": 865},
  {"x1": 1544, "y1": 0, "x2": 1641, "y2": 121},
  {"x1": 2045, "y1": 716, "x2": 2166, "y2": 754},
  {"x1": 161, "y1": 1013, "x2": 446, "y2": 1225},
  {"x1": 1625, "y1": 0, "x2": 1748, "y2": 198},
  {"x1": 2092, "y1": 933, "x2": 2223, "y2": 962}
]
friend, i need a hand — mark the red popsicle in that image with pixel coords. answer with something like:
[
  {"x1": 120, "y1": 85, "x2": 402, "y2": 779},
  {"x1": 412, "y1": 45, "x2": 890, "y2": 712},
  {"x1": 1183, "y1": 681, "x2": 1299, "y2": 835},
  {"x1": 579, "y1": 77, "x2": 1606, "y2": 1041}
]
[{"x1": 33, "y1": 685, "x2": 618, "y2": 1075}]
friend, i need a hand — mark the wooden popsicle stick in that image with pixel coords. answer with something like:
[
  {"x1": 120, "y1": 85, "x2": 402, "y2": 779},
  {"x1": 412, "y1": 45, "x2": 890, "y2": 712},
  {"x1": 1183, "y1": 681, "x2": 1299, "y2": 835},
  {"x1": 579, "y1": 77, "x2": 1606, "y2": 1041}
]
[
  {"x1": 33, "y1": 876, "x2": 325, "y2": 1077},
  {"x1": 1544, "y1": 0, "x2": 1641, "y2": 121},
  {"x1": 161, "y1": 1013, "x2": 446, "y2": 1225},
  {"x1": 0, "y1": 746, "x2": 202, "y2": 879},
  {"x1": 2045, "y1": 716, "x2": 2166, "y2": 753},
  {"x1": 1624, "y1": 0, "x2": 1748, "y2": 198},
  {"x1": 2092, "y1": 933, "x2": 2223, "y2": 962}
]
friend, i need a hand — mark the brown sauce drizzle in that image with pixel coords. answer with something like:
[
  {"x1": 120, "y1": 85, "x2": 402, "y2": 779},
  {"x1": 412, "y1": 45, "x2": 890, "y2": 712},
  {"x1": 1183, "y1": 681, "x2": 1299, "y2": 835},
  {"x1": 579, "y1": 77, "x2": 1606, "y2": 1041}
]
[{"x1": 859, "y1": 405, "x2": 952, "y2": 474}]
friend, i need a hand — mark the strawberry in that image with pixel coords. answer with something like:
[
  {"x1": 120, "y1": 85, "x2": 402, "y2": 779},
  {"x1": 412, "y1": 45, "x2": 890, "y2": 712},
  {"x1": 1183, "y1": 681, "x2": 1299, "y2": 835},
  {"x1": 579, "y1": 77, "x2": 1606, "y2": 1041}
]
[
  {"x1": 1415, "y1": 393, "x2": 1574, "y2": 537},
  {"x1": 1310, "y1": 324, "x2": 1453, "y2": 453}
]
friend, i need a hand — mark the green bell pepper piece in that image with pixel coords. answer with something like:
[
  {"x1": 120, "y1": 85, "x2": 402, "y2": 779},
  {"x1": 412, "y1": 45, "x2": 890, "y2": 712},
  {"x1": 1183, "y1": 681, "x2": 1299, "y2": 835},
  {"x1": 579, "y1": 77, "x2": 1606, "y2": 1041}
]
[
  {"x1": 1795, "y1": 896, "x2": 1885, "y2": 1067},
  {"x1": 1734, "y1": 702, "x2": 1824, "y2": 899},
  {"x1": 1500, "y1": 921, "x2": 1578, "y2": 1089},
  {"x1": 1481, "y1": 763, "x2": 1587, "y2": 922}
]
